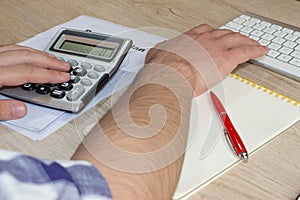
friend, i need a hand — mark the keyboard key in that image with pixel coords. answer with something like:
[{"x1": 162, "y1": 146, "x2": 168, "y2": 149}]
[
  {"x1": 274, "y1": 30, "x2": 287, "y2": 37},
  {"x1": 249, "y1": 17, "x2": 260, "y2": 23},
  {"x1": 279, "y1": 46, "x2": 293, "y2": 54},
  {"x1": 81, "y1": 62, "x2": 92, "y2": 69},
  {"x1": 261, "y1": 33, "x2": 274, "y2": 41},
  {"x1": 66, "y1": 85, "x2": 85, "y2": 101},
  {"x1": 258, "y1": 39, "x2": 270, "y2": 46},
  {"x1": 251, "y1": 30, "x2": 264, "y2": 37},
  {"x1": 226, "y1": 22, "x2": 243, "y2": 30},
  {"x1": 58, "y1": 82, "x2": 73, "y2": 91},
  {"x1": 271, "y1": 24, "x2": 282, "y2": 30},
  {"x1": 70, "y1": 75, "x2": 80, "y2": 83},
  {"x1": 45, "y1": 83, "x2": 57, "y2": 87},
  {"x1": 50, "y1": 89, "x2": 66, "y2": 99},
  {"x1": 94, "y1": 65, "x2": 106, "y2": 72},
  {"x1": 261, "y1": 21, "x2": 271, "y2": 27},
  {"x1": 253, "y1": 24, "x2": 266, "y2": 31},
  {"x1": 219, "y1": 26, "x2": 228, "y2": 30},
  {"x1": 272, "y1": 37, "x2": 286, "y2": 44},
  {"x1": 268, "y1": 43, "x2": 281, "y2": 50},
  {"x1": 283, "y1": 41, "x2": 297, "y2": 48},
  {"x1": 282, "y1": 28, "x2": 294, "y2": 34},
  {"x1": 291, "y1": 50, "x2": 300, "y2": 59},
  {"x1": 81, "y1": 78, "x2": 93, "y2": 86},
  {"x1": 249, "y1": 35, "x2": 259, "y2": 41},
  {"x1": 240, "y1": 14, "x2": 251, "y2": 20},
  {"x1": 289, "y1": 58, "x2": 300, "y2": 66},
  {"x1": 243, "y1": 21, "x2": 256, "y2": 27},
  {"x1": 240, "y1": 32, "x2": 249, "y2": 36},
  {"x1": 21, "y1": 83, "x2": 35, "y2": 91},
  {"x1": 56, "y1": 57, "x2": 65, "y2": 61},
  {"x1": 240, "y1": 26, "x2": 253, "y2": 34},
  {"x1": 294, "y1": 31, "x2": 300, "y2": 37},
  {"x1": 277, "y1": 54, "x2": 292, "y2": 62},
  {"x1": 285, "y1": 34, "x2": 298, "y2": 42},
  {"x1": 67, "y1": 59, "x2": 78, "y2": 67},
  {"x1": 267, "y1": 50, "x2": 280, "y2": 58},
  {"x1": 87, "y1": 71, "x2": 99, "y2": 79},
  {"x1": 263, "y1": 27, "x2": 276, "y2": 34},
  {"x1": 233, "y1": 17, "x2": 245, "y2": 24},
  {"x1": 73, "y1": 67, "x2": 87, "y2": 76},
  {"x1": 36, "y1": 85, "x2": 50, "y2": 95}
]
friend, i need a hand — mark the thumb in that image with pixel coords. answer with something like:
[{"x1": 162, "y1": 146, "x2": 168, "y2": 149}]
[{"x1": 0, "y1": 100, "x2": 27, "y2": 120}]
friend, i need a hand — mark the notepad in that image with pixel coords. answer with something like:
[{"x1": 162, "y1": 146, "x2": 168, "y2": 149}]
[{"x1": 173, "y1": 73, "x2": 300, "y2": 199}]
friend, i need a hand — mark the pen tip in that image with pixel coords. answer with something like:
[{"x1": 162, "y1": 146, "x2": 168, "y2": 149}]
[{"x1": 241, "y1": 152, "x2": 248, "y2": 161}]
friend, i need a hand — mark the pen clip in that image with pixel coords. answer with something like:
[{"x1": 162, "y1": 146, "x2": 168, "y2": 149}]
[{"x1": 224, "y1": 129, "x2": 237, "y2": 156}]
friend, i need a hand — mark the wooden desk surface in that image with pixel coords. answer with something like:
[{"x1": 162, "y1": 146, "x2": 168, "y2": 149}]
[{"x1": 1, "y1": 0, "x2": 299, "y2": 199}]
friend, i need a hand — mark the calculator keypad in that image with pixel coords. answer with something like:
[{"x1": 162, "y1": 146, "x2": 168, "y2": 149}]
[{"x1": 16, "y1": 57, "x2": 110, "y2": 111}]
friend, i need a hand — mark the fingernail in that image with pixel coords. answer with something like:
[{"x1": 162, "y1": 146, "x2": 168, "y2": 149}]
[
  {"x1": 62, "y1": 61, "x2": 70, "y2": 67},
  {"x1": 12, "y1": 104, "x2": 26, "y2": 118},
  {"x1": 60, "y1": 72, "x2": 70, "y2": 81}
]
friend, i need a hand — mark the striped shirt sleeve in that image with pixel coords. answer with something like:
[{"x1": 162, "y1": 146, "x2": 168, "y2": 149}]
[{"x1": 0, "y1": 150, "x2": 112, "y2": 200}]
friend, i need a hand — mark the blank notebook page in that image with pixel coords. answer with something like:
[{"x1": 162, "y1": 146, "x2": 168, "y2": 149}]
[{"x1": 173, "y1": 74, "x2": 300, "y2": 200}]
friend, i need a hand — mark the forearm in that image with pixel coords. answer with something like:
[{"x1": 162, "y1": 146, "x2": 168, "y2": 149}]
[
  {"x1": 72, "y1": 63, "x2": 195, "y2": 199},
  {"x1": 71, "y1": 23, "x2": 268, "y2": 199}
]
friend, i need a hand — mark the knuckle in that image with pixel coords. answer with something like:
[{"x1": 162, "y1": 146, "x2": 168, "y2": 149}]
[
  {"x1": 17, "y1": 49, "x2": 32, "y2": 58},
  {"x1": 199, "y1": 31, "x2": 212, "y2": 39},
  {"x1": 199, "y1": 24, "x2": 212, "y2": 29},
  {"x1": 21, "y1": 65, "x2": 37, "y2": 82},
  {"x1": 230, "y1": 32, "x2": 244, "y2": 38},
  {"x1": 7, "y1": 44, "x2": 17, "y2": 48}
]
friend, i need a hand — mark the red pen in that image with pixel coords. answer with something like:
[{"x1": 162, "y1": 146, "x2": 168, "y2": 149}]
[{"x1": 210, "y1": 91, "x2": 248, "y2": 161}]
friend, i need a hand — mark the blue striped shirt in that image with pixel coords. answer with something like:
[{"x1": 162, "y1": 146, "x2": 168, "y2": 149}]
[{"x1": 0, "y1": 150, "x2": 112, "y2": 200}]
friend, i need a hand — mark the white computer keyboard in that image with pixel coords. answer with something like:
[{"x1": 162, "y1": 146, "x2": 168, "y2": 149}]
[{"x1": 221, "y1": 12, "x2": 300, "y2": 82}]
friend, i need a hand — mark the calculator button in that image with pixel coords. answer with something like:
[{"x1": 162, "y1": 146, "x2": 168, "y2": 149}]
[
  {"x1": 94, "y1": 65, "x2": 106, "y2": 72},
  {"x1": 68, "y1": 67, "x2": 73, "y2": 73},
  {"x1": 58, "y1": 82, "x2": 73, "y2": 91},
  {"x1": 87, "y1": 71, "x2": 99, "y2": 79},
  {"x1": 67, "y1": 59, "x2": 78, "y2": 66},
  {"x1": 45, "y1": 83, "x2": 58, "y2": 87},
  {"x1": 50, "y1": 89, "x2": 66, "y2": 99},
  {"x1": 21, "y1": 83, "x2": 35, "y2": 91},
  {"x1": 73, "y1": 67, "x2": 87, "y2": 76},
  {"x1": 80, "y1": 78, "x2": 92, "y2": 86},
  {"x1": 36, "y1": 85, "x2": 50, "y2": 95},
  {"x1": 56, "y1": 57, "x2": 65, "y2": 61},
  {"x1": 81, "y1": 62, "x2": 92, "y2": 69},
  {"x1": 66, "y1": 85, "x2": 85, "y2": 101},
  {"x1": 69, "y1": 75, "x2": 80, "y2": 83}
]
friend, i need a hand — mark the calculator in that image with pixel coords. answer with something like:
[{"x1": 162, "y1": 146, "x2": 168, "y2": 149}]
[{"x1": 0, "y1": 28, "x2": 133, "y2": 112}]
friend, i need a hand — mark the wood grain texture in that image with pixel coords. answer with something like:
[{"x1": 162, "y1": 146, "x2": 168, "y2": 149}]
[{"x1": 0, "y1": 0, "x2": 299, "y2": 199}]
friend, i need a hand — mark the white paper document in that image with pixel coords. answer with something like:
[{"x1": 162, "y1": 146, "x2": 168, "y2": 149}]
[{"x1": 0, "y1": 15, "x2": 164, "y2": 140}]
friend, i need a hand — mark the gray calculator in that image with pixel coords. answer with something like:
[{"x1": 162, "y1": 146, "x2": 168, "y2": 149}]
[{"x1": 0, "y1": 28, "x2": 132, "y2": 112}]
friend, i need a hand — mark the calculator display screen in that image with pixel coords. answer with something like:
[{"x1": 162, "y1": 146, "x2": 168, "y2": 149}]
[
  {"x1": 60, "y1": 41, "x2": 114, "y2": 58},
  {"x1": 50, "y1": 29, "x2": 124, "y2": 61}
]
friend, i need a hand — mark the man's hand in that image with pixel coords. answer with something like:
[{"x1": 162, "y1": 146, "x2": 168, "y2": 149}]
[
  {"x1": 0, "y1": 44, "x2": 70, "y2": 120},
  {"x1": 146, "y1": 24, "x2": 268, "y2": 95}
]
